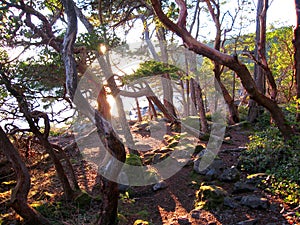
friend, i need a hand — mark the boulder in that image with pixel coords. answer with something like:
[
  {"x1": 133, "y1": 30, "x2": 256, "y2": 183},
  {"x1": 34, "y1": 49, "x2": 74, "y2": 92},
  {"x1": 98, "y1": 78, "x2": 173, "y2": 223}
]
[
  {"x1": 223, "y1": 197, "x2": 239, "y2": 208},
  {"x1": 177, "y1": 216, "x2": 191, "y2": 225},
  {"x1": 195, "y1": 185, "x2": 228, "y2": 210},
  {"x1": 193, "y1": 153, "x2": 225, "y2": 177},
  {"x1": 153, "y1": 180, "x2": 168, "y2": 191},
  {"x1": 190, "y1": 209, "x2": 202, "y2": 219},
  {"x1": 240, "y1": 195, "x2": 269, "y2": 209},
  {"x1": 219, "y1": 166, "x2": 240, "y2": 182},
  {"x1": 233, "y1": 181, "x2": 256, "y2": 194},
  {"x1": 245, "y1": 173, "x2": 268, "y2": 185}
]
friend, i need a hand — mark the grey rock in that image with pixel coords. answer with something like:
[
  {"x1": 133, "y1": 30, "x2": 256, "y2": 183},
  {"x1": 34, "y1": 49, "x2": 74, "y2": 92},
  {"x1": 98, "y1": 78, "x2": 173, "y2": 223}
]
[
  {"x1": 193, "y1": 155, "x2": 225, "y2": 177},
  {"x1": 205, "y1": 168, "x2": 219, "y2": 180},
  {"x1": 153, "y1": 181, "x2": 168, "y2": 191},
  {"x1": 224, "y1": 197, "x2": 239, "y2": 208},
  {"x1": 152, "y1": 153, "x2": 169, "y2": 164},
  {"x1": 190, "y1": 209, "x2": 202, "y2": 219},
  {"x1": 219, "y1": 166, "x2": 240, "y2": 182},
  {"x1": 178, "y1": 217, "x2": 191, "y2": 225},
  {"x1": 118, "y1": 184, "x2": 129, "y2": 192},
  {"x1": 236, "y1": 219, "x2": 258, "y2": 225},
  {"x1": 233, "y1": 181, "x2": 256, "y2": 193},
  {"x1": 269, "y1": 202, "x2": 280, "y2": 212},
  {"x1": 240, "y1": 195, "x2": 269, "y2": 209}
]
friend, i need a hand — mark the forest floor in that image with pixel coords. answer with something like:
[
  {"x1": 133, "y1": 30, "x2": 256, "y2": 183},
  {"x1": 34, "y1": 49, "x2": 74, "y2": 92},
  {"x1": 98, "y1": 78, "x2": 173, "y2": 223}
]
[{"x1": 0, "y1": 121, "x2": 299, "y2": 225}]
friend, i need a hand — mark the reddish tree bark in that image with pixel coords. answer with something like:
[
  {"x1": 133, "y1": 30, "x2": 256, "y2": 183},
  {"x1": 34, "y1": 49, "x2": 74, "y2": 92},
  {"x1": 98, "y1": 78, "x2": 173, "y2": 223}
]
[
  {"x1": 204, "y1": 0, "x2": 240, "y2": 124},
  {"x1": 150, "y1": 0, "x2": 293, "y2": 140},
  {"x1": 1, "y1": 73, "x2": 77, "y2": 200},
  {"x1": 294, "y1": 0, "x2": 300, "y2": 125},
  {"x1": 0, "y1": 126, "x2": 51, "y2": 225}
]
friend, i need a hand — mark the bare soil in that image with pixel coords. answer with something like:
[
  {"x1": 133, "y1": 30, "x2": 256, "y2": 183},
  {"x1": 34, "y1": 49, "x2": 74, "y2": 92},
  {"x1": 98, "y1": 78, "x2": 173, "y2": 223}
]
[{"x1": 0, "y1": 124, "x2": 299, "y2": 225}]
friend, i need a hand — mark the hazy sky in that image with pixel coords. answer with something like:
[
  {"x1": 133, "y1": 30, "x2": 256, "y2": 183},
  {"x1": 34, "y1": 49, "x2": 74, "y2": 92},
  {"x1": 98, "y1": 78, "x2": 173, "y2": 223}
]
[{"x1": 268, "y1": 0, "x2": 296, "y2": 26}]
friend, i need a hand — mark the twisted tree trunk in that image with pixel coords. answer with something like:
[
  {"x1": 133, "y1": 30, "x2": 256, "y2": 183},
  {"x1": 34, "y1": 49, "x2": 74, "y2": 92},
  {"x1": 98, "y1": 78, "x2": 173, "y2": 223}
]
[
  {"x1": 61, "y1": 1, "x2": 126, "y2": 224},
  {"x1": 150, "y1": 0, "x2": 293, "y2": 140},
  {"x1": 1, "y1": 74, "x2": 77, "y2": 201},
  {"x1": 0, "y1": 127, "x2": 51, "y2": 225}
]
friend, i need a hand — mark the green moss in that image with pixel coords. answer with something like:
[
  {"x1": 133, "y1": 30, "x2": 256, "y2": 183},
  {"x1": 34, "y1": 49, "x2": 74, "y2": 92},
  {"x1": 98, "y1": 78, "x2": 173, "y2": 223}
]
[
  {"x1": 133, "y1": 219, "x2": 149, "y2": 225},
  {"x1": 126, "y1": 154, "x2": 143, "y2": 166},
  {"x1": 195, "y1": 185, "x2": 227, "y2": 210}
]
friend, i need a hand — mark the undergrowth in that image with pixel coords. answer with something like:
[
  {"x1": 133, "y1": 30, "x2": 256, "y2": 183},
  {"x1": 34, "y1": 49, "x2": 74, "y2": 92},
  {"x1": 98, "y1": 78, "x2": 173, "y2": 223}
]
[{"x1": 239, "y1": 110, "x2": 300, "y2": 206}]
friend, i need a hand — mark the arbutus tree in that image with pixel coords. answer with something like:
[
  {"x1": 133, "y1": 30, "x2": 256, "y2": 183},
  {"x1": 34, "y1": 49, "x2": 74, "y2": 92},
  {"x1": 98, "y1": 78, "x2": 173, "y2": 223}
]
[
  {"x1": 294, "y1": 0, "x2": 300, "y2": 126},
  {"x1": 0, "y1": 126, "x2": 52, "y2": 225},
  {"x1": 247, "y1": 0, "x2": 277, "y2": 123},
  {"x1": 150, "y1": 0, "x2": 294, "y2": 140},
  {"x1": 60, "y1": 0, "x2": 126, "y2": 224},
  {"x1": 0, "y1": 0, "x2": 126, "y2": 222},
  {"x1": 0, "y1": 67, "x2": 80, "y2": 201},
  {"x1": 202, "y1": 0, "x2": 240, "y2": 125}
]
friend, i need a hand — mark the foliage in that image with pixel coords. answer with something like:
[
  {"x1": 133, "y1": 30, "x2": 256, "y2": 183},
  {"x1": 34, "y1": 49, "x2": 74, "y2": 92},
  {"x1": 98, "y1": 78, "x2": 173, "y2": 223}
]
[
  {"x1": 239, "y1": 122, "x2": 300, "y2": 205},
  {"x1": 0, "y1": 53, "x2": 71, "y2": 126},
  {"x1": 267, "y1": 26, "x2": 294, "y2": 102},
  {"x1": 123, "y1": 60, "x2": 181, "y2": 83},
  {"x1": 285, "y1": 98, "x2": 300, "y2": 128},
  {"x1": 33, "y1": 201, "x2": 97, "y2": 224},
  {"x1": 76, "y1": 26, "x2": 122, "y2": 52}
]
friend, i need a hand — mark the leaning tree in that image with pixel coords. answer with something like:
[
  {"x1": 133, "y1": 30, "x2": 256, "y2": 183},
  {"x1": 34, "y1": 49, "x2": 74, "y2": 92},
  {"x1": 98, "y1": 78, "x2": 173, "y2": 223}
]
[{"x1": 150, "y1": 0, "x2": 294, "y2": 140}]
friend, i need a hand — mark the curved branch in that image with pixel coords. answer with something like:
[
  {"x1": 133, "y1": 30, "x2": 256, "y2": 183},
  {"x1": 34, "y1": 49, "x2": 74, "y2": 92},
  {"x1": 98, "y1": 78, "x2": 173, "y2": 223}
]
[
  {"x1": 30, "y1": 110, "x2": 50, "y2": 139},
  {"x1": 150, "y1": 0, "x2": 293, "y2": 139}
]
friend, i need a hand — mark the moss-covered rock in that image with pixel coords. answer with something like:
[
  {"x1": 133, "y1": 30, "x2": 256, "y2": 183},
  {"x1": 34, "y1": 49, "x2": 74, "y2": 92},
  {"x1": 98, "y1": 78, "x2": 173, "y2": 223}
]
[{"x1": 195, "y1": 185, "x2": 228, "y2": 210}]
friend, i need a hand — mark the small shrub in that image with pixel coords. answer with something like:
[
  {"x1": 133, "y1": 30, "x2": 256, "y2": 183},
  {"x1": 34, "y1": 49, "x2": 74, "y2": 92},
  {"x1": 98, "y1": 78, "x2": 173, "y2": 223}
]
[{"x1": 239, "y1": 126, "x2": 300, "y2": 205}]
